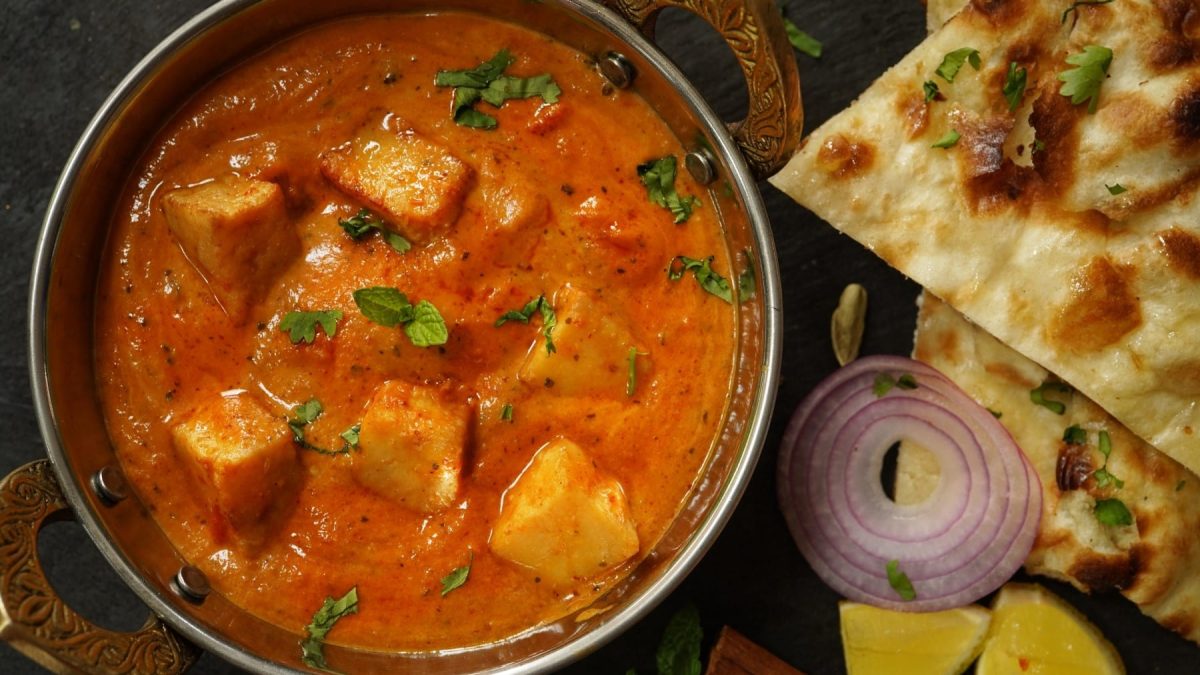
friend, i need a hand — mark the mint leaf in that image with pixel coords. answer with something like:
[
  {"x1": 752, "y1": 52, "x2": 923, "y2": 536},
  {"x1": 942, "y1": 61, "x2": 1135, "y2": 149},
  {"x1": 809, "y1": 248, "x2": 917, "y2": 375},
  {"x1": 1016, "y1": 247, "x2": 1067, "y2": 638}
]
[
  {"x1": 435, "y1": 49, "x2": 514, "y2": 88},
  {"x1": 280, "y1": 310, "x2": 343, "y2": 344},
  {"x1": 495, "y1": 295, "x2": 556, "y2": 354},
  {"x1": 1094, "y1": 498, "x2": 1133, "y2": 526},
  {"x1": 886, "y1": 560, "x2": 917, "y2": 601},
  {"x1": 404, "y1": 300, "x2": 449, "y2": 347},
  {"x1": 440, "y1": 552, "x2": 473, "y2": 596},
  {"x1": 1058, "y1": 45, "x2": 1113, "y2": 114},
  {"x1": 936, "y1": 48, "x2": 981, "y2": 82},
  {"x1": 668, "y1": 256, "x2": 733, "y2": 303},
  {"x1": 338, "y1": 209, "x2": 411, "y2": 253},
  {"x1": 783, "y1": 18, "x2": 822, "y2": 58},
  {"x1": 655, "y1": 605, "x2": 702, "y2": 675},
  {"x1": 480, "y1": 74, "x2": 561, "y2": 107},
  {"x1": 300, "y1": 586, "x2": 358, "y2": 672},
  {"x1": 436, "y1": 50, "x2": 558, "y2": 129},
  {"x1": 353, "y1": 287, "x2": 413, "y2": 327},
  {"x1": 638, "y1": 156, "x2": 698, "y2": 224}
]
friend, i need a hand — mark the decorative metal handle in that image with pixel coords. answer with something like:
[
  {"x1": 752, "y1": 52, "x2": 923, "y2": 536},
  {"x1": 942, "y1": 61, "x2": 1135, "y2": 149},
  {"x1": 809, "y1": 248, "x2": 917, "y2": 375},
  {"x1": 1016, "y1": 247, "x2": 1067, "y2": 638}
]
[
  {"x1": 0, "y1": 460, "x2": 200, "y2": 674},
  {"x1": 606, "y1": 0, "x2": 803, "y2": 179}
]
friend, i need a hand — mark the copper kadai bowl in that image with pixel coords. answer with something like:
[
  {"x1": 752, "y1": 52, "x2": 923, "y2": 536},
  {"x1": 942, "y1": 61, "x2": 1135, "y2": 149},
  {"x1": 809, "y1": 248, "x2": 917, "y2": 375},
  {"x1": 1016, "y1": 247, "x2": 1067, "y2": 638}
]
[{"x1": 13, "y1": 0, "x2": 799, "y2": 672}]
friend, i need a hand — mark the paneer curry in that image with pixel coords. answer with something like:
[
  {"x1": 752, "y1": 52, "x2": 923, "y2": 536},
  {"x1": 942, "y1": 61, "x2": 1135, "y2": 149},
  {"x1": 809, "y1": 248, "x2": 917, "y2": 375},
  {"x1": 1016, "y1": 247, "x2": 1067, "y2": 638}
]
[{"x1": 95, "y1": 12, "x2": 739, "y2": 651}]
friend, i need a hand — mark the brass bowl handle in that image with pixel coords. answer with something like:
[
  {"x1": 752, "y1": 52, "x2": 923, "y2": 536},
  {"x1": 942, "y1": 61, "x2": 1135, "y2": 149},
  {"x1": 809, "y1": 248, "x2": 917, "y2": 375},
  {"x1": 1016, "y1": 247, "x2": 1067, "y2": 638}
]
[
  {"x1": 0, "y1": 461, "x2": 200, "y2": 674},
  {"x1": 606, "y1": 0, "x2": 804, "y2": 179}
]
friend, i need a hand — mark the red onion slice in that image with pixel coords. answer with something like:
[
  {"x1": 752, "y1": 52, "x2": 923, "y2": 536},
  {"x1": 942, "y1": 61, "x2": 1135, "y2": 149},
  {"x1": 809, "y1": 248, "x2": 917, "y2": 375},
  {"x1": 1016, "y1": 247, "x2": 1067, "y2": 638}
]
[{"x1": 777, "y1": 355, "x2": 1041, "y2": 611}]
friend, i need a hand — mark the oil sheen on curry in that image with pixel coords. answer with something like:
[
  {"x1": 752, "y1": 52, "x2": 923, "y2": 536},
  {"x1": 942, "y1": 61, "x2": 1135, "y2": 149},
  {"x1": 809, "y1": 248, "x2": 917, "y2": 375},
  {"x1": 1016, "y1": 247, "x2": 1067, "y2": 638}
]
[{"x1": 95, "y1": 12, "x2": 738, "y2": 651}]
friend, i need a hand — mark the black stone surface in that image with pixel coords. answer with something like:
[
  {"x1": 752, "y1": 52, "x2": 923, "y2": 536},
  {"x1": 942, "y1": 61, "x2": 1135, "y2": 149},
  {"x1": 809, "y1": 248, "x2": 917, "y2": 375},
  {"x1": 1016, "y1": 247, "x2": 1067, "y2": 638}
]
[{"x1": 1, "y1": 1, "x2": 1195, "y2": 673}]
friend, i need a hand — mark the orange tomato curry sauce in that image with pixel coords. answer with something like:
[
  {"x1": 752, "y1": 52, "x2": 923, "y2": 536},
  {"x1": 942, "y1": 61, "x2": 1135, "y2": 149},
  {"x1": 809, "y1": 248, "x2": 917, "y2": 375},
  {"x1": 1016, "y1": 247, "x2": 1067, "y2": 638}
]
[{"x1": 96, "y1": 12, "x2": 735, "y2": 650}]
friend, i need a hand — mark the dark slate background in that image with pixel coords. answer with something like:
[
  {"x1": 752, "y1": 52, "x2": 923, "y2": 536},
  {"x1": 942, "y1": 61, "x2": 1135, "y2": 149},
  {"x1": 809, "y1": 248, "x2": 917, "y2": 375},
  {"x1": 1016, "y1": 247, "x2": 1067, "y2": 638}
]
[{"x1": 1, "y1": 1, "x2": 1194, "y2": 673}]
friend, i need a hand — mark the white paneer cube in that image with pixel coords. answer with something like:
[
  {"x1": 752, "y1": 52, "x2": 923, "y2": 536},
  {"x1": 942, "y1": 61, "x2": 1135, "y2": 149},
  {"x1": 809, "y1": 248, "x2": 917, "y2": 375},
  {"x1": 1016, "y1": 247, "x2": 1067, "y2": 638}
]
[
  {"x1": 490, "y1": 439, "x2": 639, "y2": 586},
  {"x1": 518, "y1": 285, "x2": 640, "y2": 397},
  {"x1": 351, "y1": 380, "x2": 469, "y2": 513},
  {"x1": 171, "y1": 394, "x2": 297, "y2": 534},
  {"x1": 480, "y1": 155, "x2": 549, "y2": 233},
  {"x1": 161, "y1": 176, "x2": 300, "y2": 323},
  {"x1": 320, "y1": 125, "x2": 472, "y2": 243}
]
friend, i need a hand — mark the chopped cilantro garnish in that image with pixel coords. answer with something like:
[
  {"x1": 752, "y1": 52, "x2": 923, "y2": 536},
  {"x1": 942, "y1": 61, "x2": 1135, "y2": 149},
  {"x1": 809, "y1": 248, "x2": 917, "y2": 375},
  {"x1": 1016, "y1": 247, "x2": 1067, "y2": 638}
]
[
  {"x1": 1177, "y1": 479, "x2": 1188, "y2": 492},
  {"x1": 897, "y1": 374, "x2": 918, "y2": 390},
  {"x1": 495, "y1": 295, "x2": 557, "y2": 354},
  {"x1": 626, "y1": 347, "x2": 644, "y2": 397},
  {"x1": 435, "y1": 49, "x2": 559, "y2": 129},
  {"x1": 638, "y1": 156, "x2": 698, "y2": 224},
  {"x1": 923, "y1": 80, "x2": 940, "y2": 102},
  {"x1": 1058, "y1": 45, "x2": 1113, "y2": 114},
  {"x1": 353, "y1": 287, "x2": 448, "y2": 348},
  {"x1": 668, "y1": 255, "x2": 733, "y2": 303},
  {"x1": 1092, "y1": 430, "x2": 1125, "y2": 489},
  {"x1": 300, "y1": 586, "x2": 358, "y2": 672},
  {"x1": 288, "y1": 398, "x2": 359, "y2": 456},
  {"x1": 656, "y1": 605, "x2": 702, "y2": 675},
  {"x1": 500, "y1": 403, "x2": 514, "y2": 422},
  {"x1": 932, "y1": 130, "x2": 961, "y2": 148},
  {"x1": 886, "y1": 560, "x2": 917, "y2": 601},
  {"x1": 1003, "y1": 61, "x2": 1027, "y2": 111},
  {"x1": 936, "y1": 48, "x2": 981, "y2": 83},
  {"x1": 989, "y1": 409, "x2": 1004, "y2": 419},
  {"x1": 1030, "y1": 381, "x2": 1071, "y2": 414},
  {"x1": 440, "y1": 553, "x2": 472, "y2": 596},
  {"x1": 280, "y1": 310, "x2": 343, "y2": 344},
  {"x1": 1106, "y1": 183, "x2": 1127, "y2": 195},
  {"x1": 1094, "y1": 497, "x2": 1133, "y2": 526},
  {"x1": 338, "y1": 208, "x2": 411, "y2": 253},
  {"x1": 783, "y1": 18, "x2": 822, "y2": 58},
  {"x1": 1063, "y1": 425, "x2": 1087, "y2": 445},
  {"x1": 874, "y1": 373, "x2": 917, "y2": 397}
]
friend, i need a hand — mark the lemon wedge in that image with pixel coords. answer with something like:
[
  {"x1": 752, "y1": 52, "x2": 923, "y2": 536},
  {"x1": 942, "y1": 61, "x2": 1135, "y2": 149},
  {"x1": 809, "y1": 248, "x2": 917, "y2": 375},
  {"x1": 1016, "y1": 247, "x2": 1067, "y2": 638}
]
[
  {"x1": 976, "y1": 583, "x2": 1125, "y2": 675},
  {"x1": 839, "y1": 601, "x2": 992, "y2": 674}
]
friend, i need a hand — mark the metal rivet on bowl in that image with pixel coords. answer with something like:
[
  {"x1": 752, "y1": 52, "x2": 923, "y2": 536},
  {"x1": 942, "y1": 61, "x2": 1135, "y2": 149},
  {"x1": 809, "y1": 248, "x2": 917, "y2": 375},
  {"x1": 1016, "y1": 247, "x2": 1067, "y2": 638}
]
[
  {"x1": 172, "y1": 566, "x2": 211, "y2": 604},
  {"x1": 91, "y1": 465, "x2": 128, "y2": 506},
  {"x1": 599, "y1": 52, "x2": 635, "y2": 89},
  {"x1": 685, "y1": 148, "x2": 717, "y2": 185}
]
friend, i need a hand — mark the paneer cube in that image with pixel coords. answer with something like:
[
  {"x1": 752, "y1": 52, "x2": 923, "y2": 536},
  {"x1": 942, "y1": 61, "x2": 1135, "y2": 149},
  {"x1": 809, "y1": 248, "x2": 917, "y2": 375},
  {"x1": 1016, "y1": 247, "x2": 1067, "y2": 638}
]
[
  {"x1": 161, "y1": 176, "x2": 299, "y2": 323},
  {"x1": 320, "y1": 125, "x2": 472, "y2": 243},
  {"x1": 480, "y1": 155, "x2": 549, "y2": 233},
  {"x1": 171, "y1": 394, "x2": 298, "y2": 535},
  {"x1": 490, "y1": 439, "x2": 639, "y2": 586},
  {"x1": 518, "y1": 285, "x2": 641, "y2": 396},
  {"x1": 351, "y1": 380, "x2": 469, "y2": 513}
]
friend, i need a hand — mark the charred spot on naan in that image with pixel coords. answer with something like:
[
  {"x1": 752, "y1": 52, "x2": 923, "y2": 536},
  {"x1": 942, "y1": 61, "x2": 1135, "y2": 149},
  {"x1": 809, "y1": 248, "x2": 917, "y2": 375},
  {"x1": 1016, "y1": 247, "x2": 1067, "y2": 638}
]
[
  {"x1": 1047, "y1": 256, "x2": 1143, "y2": 353},
  {"x1": 897, "y1": 91, "x2": 930, "y2": 139},
  {"x1": 1068, "y1": 552, "x2": 1138, "y2": 592},
  {"x1": 963, "y1": 0, "x2": 1034, "y2": 31},
  {"x1": 815, "y1": 134, "x2": 875, "y2": 179},
  {"x1": 1028, "y1": 89, "x2": 1082, "y2": 192},
  {"x1": 1170, "y1": 81, "x2": 1200, "y2": 144},
  {"x1": 1158, "y1": 226, "x2": 1200, "y2": 279}
]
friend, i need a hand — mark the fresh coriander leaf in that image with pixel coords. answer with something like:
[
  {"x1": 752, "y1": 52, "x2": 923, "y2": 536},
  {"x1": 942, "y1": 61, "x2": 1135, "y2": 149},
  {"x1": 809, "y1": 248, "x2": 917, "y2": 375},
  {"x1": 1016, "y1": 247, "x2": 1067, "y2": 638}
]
[
  {"x1": 353, "y1": 287, "x2": 413, "y2": 327},
  {"x1": 737, "y1": 250, "x2": 756, "y2": 302},
  {"x1": 1106, "y1": 183, "x2": 1127, "y2": 195},
  {"x1": 989, "y1": 408, "x2": 1004, "y2": 419},
  {"x1": 338, "y1": 209, "x2": 411, "y2": 253},
  {"x1": 1058, "y1": 45, "x2": 1113, "y2": 114},
  {"x1": 932, "y1": 130, "x2": 961, "y2": 148},
  {"x1": 1061, "y1": 0, "x2": 1114, "y2": 25},
  {"x1": 1030, "y1": 381, "x2": 1071, "y2": 414},
  {"x1": 1094, "y1": 497, "x2": 1133, "y2": 526},
  {"x1": 1093, "y1": 468, "x2": 1125, "y2": 489},
  {"x1": 300, "y1": 586, "x2": 359, "y2": 672},
  {"x1": 655, "y1": 605, "x2": 702, "y2": 675},
  {"x1": 897, "y1": 374, "x2": 918, "y2": 390},
  {"x1": 936, "y1": 48, "x2": 982, "y2": 83},
  {"x1": 289, "y1": 398, "x2": 324, "y2": 443},
  {"x1": 626, "y1": 347, "x2": 641, "y2": 397},
  {"x1": 886, "y1": 560, "x2": 917, "y2": 601},
  {"x1": 783, "y1": 18, "x2": 822, "y2": 58},
  {"x1": 1063, "y1": 425, "x2": 1087, "y2": 445},
  {"x1": 280, "y1": 310, "x2": 343, "y2": 345},
  {"x1": 668, "y1": 255, "x2": 733, "y2": 303},
  {"x1": 434, "y1": 49, "x2": 514, "y2": 88},
  {"x1": 404, "y1": 300, "x2": 449, "y2": 347},
  {"x1": 501, "y1": 403, "x2": 514, "y2": 422},
  {"x1": 873, "y1": 373, "x2": 896, "y2": 397},
  {"x1": 1177, "y1": 480, "x2": 1187, "y2": 492},
  {"x1": 1003, "y1": 61, "x2": 1027, "y2": 111},
  {"x1": 495, "y1": 295, "x2": 557, "y2": 354},
  {"x1": 1098, "y1": 430, "x2": 1113, "y2": 458},
  {"x1": 638, "y1": 156, "x2": 698, "y2": 224},
  {"x1": 923, "y1": 80, "x2": 940, "y2": 102},
  {"x1": 339, "y1": 423, "x2": 361, "y2": 449},
  {"x1": 479, "y1": 74, "x2": 561, "y2": 107},
  {"x1": 440, "y1": 552, "x2": 473, "y2": 596}
]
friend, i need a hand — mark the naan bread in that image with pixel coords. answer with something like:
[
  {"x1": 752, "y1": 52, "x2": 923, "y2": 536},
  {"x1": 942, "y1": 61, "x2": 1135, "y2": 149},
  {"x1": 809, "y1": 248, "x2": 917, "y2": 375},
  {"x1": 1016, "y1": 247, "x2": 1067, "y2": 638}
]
[
  {"x1": 899, "y1": 293, "x2": 1200, "y2": 644},
  {"x1": 771, "y1": 0, "x2": 1200, "y2": 474}
]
